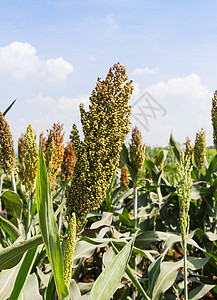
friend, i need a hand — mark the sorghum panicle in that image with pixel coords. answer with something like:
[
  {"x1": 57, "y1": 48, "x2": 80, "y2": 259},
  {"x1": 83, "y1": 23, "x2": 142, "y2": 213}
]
[
  {"x1": 63, "y1": 213, "x2": 76, "y2": 290},
  {"x1": 39, "y1": 131, "x2": 46, "y2": 152},
  {"x1": 120, "y1": 165, "x2": 130, "y2": 191},
  {"x1": 18, "y1": 133, "x2": 25, "y2": 168},
  {"x1": 184, "y1": 137, "x2": 194, "y2": 162},
  {"x1": 23, "y1": 124, "x2": 38, "y2": 193},
  {"x1": 45, "y1": 141, "x2": 55, "y2": 179},
  {"x1": 194, "y1": 129, "x2": 206, "y2": 170},
  {"x1": 61, "y1": 142, "x2": 75, "y2": 185},
  {"x1": 176, "y1": 152, "x2": 192, "y2": 244},
  {"x1": 0, "y1": 112, "x2": 16, "y2": 174},
  {"x1": 130, "y1": 126, "x2": 146, "y2": 180},
  {"x1": 45, "y1": 123, "x2": 64, "y2": 191},
  {"x1": 66, "y1": 63, "x2": 133, "y2": 230}
]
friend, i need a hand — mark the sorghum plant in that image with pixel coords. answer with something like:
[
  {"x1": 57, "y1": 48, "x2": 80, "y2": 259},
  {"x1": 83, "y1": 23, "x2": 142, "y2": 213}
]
[
  {"x1": 66, "y1": 63, "x2": 133, "y2": 230},
  {"x1": 129, "y1": 126, "x2": 145, "y2": 219},
  {"x1": 176, "y1": 151, "x2": 192, "y2": 300},
  {"x1": 194, "y1": 129, "x2": 206, "y2": 171}
]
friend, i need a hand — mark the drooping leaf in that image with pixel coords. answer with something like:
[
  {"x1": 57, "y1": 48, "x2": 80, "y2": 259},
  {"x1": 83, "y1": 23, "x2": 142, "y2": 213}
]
[
  {"x1": 1, "y1": 191, "x2": 23, "y2": 226},
  {"x1": 0, "y1": 261, "x2": 21, "y2": 300},
  {"x1": 189, "y1": 283, "x2": 215, "y2": 300},
  {"x1": 0, "y1": 216, "x2": 21, "y2": 243},
  {"x1": 0, "y1": 235, "x2": 43, "y2": 270},
  {"x1": 36, "y1": 146, "x2": 68, "y2": 299}
]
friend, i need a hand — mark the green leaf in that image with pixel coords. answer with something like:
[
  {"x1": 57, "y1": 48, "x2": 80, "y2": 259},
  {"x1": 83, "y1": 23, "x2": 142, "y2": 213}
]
[
  {"x1": 111, "y1": 242, "x2": 151, "y2": 300},
  {"x1": 0, "y1": 216, "x2": 21, "y2": 243},
  {"x1": 9, "y1": 246, "x2": 38, "y2": 300},
  {"x1": 154, "y1": 149, "x2": 167, "y2": 167},
  {"x1": 36, "y1": 146, "x2": 68, "y2": 299},
  {"x1": 151, "y1": 260, "x2": 183, "y2": 299},
  {"x1": 169, "y1": 133, "x2": 182, "y2": 161},
  {"x1": 1, "y1": 191, "x2": 23, "y2": 226},
  {"x1": 189, "y1": 283, "x2": 215, "y2": 300},
  {"x1": 89, "y1": 238, "x2": 134, "y2": 300},
  {"x1": 3, "y1": 99, "x2": 16, "y2": 116},
  {"x1": 0, "y1": 235, "x2": 43, "y2": 270}
]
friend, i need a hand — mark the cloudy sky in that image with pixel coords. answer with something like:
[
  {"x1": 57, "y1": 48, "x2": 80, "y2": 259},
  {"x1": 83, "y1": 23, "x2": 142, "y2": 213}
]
[{"x1": 1, "y1": 0, "x2": 217, "y2": 149}]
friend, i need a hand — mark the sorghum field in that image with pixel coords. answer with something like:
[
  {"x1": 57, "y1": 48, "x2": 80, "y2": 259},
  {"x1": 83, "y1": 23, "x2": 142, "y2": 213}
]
[{"x1": 1, "y1": 63, "x2": 217, "y2": 300}]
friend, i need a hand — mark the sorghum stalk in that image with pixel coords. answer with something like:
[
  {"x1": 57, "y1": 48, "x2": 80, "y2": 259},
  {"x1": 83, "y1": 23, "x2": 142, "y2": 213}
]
[
  {"x1": 63, "y1": 213, "x2": 76, "y2": 290},
  {"x1": 66, "y1": 63, "x2": 133, "y2": 230},
  {"x1": 176, "y1": 152, "x2": 192, "y2": 300},
  {"x1": 129, "y1": 126, "x2": 145, "y2": 222}
]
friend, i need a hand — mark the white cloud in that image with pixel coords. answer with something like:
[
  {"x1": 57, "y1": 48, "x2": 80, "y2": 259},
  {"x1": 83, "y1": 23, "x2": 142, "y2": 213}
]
[
  {"x1": 131, "y1": 67, "x2": 159, "y2": 76},
  {"x1": 147, "y1": 74, "x2": 211, "y2": 100},
  {"x1": 0, "y1": 42, "x2": 73, "y2": 84},
  {"x1": 131, "y1": 74, "x2": 213, "y2": 146}
]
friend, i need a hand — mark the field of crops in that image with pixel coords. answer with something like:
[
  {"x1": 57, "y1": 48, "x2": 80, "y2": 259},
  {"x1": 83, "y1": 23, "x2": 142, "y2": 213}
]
[{"x1": 1, "y1": 63, "x2": 217, "y2": 300}]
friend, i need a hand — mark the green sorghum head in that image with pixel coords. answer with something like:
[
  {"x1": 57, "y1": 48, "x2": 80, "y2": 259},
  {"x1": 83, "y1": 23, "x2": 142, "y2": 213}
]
[
  {"x1": 66, "y1": 63, "x2": 133, "y2": 230},
  {"x1": 176, "y1": 152, "x2": 192, "y2": 244},
  {"x1": 129, "y1": 126, "x2": 146, "y2": 181},
  {"x1": 45, "y1": 123, "x2": 64, "y2": 191},
  {"x1": 211, "y1": 91, "x2": 217, "y2": 150},
  {"x1": 23, "y1": 124, "x2": 38, "y2": 193},
  {"x1": 194, "y1": 129, "x2": 206, "y2": 170},
  {"x1": 0, "y1": 112, "x2": 16, "y2": 174},
  {"x1": 184, "y1": 137, "x2": 194, "y2": 162},
  {"x1": 63, "y1": 212, "x2": 76, "y2": 290}
]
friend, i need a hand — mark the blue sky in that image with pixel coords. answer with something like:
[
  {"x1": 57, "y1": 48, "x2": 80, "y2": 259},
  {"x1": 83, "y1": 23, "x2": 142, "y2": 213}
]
[{"x1": 1, "y1": 0, "x2": 217, "y2": 148}]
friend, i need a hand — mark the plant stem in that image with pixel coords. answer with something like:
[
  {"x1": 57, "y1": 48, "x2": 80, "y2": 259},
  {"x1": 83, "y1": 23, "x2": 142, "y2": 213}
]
[
  {"x1": 11, "y1": 170, "x2": 17, "y2": 193},
  {"x1": 133, "y1": 185, "x2": 138, "y2": 225},
  {"x1": 27, "y1": 192, "x2": 32, "y2": 238},
  {"x1": 183, "y1": 238, "x2": 188, "y2": 300}
]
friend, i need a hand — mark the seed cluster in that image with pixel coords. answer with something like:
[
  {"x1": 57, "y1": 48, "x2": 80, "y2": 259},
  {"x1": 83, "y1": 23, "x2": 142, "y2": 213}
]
[
  {"x1": 18, "y1": 134, "x2": 25, "y2": 168},
  {"x1": 120, "y1": 165, "x2": 130, "y2": 191},
  {"x1": 184, "y1": 137, "x2": 194, "y2": 162},
  {"x1": 66, "y1": 63, "x2": 133, "y2": 230},
  {"x1": 194, "y1": 129, "x2": 206, "y2": 170},
  {"x1": 211, "y1": 91, "x2": 217, "y2": 150},
  {"x1": 23, "y1": 124, "x2": 38, "y2": 193},
  {"x1": 176, "y1": 152, "x2": 192, "y2": 244},
  {"x1": 129, "y1": 126, "x2": 145, "y2": 181},
  {"x1": 0, "y1": 113, "x2": 16, "y2": 174},
  {"x1": 45, "y1": 123, "x2": 64, "y2": 191},
  {"x1": 61, "y1": 142, "x2": 75, "y2": 185}
]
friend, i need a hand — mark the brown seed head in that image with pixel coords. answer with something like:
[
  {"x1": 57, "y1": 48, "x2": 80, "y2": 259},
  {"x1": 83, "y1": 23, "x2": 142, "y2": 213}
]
[{"x1": 194, "y1": 129, "x2": 206, "y2": 170}]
